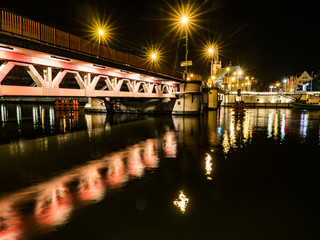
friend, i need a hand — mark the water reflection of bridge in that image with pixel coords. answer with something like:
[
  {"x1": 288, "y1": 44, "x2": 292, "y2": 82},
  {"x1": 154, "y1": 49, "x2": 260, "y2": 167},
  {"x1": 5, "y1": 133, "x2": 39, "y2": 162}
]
[{"x1": 0, "y1": 130, "x2": 176, "y2": 239}]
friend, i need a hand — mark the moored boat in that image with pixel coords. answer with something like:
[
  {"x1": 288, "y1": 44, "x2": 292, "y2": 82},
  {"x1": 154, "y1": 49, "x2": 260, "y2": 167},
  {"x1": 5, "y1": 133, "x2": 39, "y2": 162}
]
[
  {"x1": 292, "y1": 93, "x2": 320, "y2": 109},
  {"x1": 292, "y1": 102, "x2": 320, "y2": 109}
]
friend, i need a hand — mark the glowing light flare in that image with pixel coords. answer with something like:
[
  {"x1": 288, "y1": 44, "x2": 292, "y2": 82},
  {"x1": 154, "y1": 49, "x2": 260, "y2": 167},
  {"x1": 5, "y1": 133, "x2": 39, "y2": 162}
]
[
  {"x1": 181, "y1": 16, "x2": 188, "y2": 24},
  {"x1": 201, "y1": 42, "x2": 219, "y2": 61},
  {"x1": 144, "y1": 44, "x2": 164, "y2": 70},
  {"x1": 151, "y1": 53, "x2": 157, "y2": 60},
  {"x1": 98, "y1": 29, "x2": 104, "y2": 36},
  {"x1": 173, "y1": 190, "x2": 189, "y2": 214},
  {"x1": 165, "y1": 0, "x2": 206, "y2": 37},
  {"x1": 82, "y1": 8, "x2": 114, "y2": 45}
]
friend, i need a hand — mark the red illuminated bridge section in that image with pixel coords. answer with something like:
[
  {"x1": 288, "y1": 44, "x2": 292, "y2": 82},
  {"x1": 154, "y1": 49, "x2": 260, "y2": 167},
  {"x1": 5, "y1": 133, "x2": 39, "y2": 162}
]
[
  {"x1": 0, "y1": 46, "x2": 179, "y2": 98},
  {"x1": 0, "y1": 9, "x2": 182, "y2": 99},
  {"x1": 0, "y1": 131, "x2": 177, "y2": 239}
]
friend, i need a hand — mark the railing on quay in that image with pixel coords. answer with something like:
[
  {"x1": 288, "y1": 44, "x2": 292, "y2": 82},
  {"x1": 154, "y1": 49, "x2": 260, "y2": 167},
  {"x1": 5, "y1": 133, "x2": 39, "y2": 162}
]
[{"x1": 0, "y1": 9, "x2": 183, "y2": 79}]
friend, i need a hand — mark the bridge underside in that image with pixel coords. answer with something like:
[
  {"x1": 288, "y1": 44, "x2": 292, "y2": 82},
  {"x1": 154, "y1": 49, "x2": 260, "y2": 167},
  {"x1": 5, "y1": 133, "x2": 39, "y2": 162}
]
[{"x1": 0, "y1": 45, "x2": 179, "y2": 98}]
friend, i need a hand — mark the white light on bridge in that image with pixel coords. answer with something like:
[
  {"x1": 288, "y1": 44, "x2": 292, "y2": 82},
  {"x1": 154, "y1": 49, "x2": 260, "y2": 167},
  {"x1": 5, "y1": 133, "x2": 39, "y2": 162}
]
[
  {"x1": 51, "y1": 56, "x2": 71, "y2": 62},
  {"x1": 93, "y1": 64, "x2": 106, "y2": 69},
  {"x1": 120, "y1": 70, "x2": 129, "y2": 74},
  {"x1": 0, "y1": 45, "x2": 14, "y2": 50}
]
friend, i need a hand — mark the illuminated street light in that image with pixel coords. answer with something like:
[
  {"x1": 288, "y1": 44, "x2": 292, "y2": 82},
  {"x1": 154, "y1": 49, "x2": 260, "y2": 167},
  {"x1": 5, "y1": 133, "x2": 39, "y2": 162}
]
[
  {"x1": 208, "y1": 47, "x2": 214, "y2": 83},
  {"x1": 98, "y1": 29, "x2": 104, "y2": 44},
  {"x1": 151, "y1": 52, "x2": 157, "y2": 61},
  {"x1": 145, "y1": 46, "x2": 162, "y2": 71},
  {"x1": 181, "y1": 16, "x2": 188, "y2": 24},
  {"x1": 180, "y1": 15, "x2": 190, "y2": 78}
]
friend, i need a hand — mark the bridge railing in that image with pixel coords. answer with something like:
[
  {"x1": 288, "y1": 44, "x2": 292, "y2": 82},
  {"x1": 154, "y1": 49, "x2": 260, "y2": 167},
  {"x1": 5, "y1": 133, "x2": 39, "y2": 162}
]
[{"x1": 0, "y1": 9, "x2": 182, "y2": 79}]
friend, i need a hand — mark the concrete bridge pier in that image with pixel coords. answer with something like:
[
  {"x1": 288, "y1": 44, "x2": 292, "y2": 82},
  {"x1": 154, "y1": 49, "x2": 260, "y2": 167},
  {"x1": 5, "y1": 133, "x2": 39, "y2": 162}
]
[
  {"x1": 84, "y1": 81, "x2": 203, "y2": 114},
  {"x1": 172, "y1": 81, "x2": 202, "y2": 115},
  {"x1": 208, "y1": 87, "x2": 219, "y2": 109},
  {"x1": 84, "y1": 98, "x2": 115, "y2": 113}
]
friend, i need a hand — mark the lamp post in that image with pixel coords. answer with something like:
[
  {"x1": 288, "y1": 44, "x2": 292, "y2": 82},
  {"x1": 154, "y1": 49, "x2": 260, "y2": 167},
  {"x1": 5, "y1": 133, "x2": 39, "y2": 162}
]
[
  {"x1": 150, "y1": 51, "x2": 158, "y2": 71},
  {"x1": 98, "y1": 29, "x2": 104, "y2": 44},
  {"x1": 208, "y1": 47, "x2": 214, "y2": 86},
  {"x1": 282, "y1": 79, "x2": 287, "y2": 92},
  {"x1": 98, "y1": 29, "x2": 104, "y2": 56},
  {"x1": 223, "y1": 67, "x2": 230, "y2": 91},
  {"x1": 181, "y1": 16, "x2": 189, "y2": 79}
]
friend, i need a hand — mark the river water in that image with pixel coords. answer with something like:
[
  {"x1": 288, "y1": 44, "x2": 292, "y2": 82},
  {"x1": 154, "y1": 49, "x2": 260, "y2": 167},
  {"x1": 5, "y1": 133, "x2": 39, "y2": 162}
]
[{"x1": 0, "y1": 104, "x2": 319, "y2": 240}]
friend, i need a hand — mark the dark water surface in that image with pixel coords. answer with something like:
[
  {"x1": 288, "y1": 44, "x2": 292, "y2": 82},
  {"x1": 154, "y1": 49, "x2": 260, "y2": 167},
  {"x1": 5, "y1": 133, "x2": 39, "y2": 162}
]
[{"x1": 0, "y1": 104, "x2": 319, "y2": 240}]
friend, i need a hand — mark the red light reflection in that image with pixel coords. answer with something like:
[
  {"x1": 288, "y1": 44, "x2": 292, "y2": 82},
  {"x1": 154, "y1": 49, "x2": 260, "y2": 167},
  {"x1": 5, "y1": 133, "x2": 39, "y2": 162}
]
[
  {"x1": 127, "y1": 147, "x2": 145, "y2": 177},
  {"x1": 34, "y1": 184, "x2": 73, "y2": 227},
  {"x1": 0, "y1": 202, "x2": 22, "y2": 240},
  {"x1": 164, "y1": 132, "x2": 176, "y2": 158},
  {"x1": 143, "y1": 139, "x2": 159, "y2": 169},
  {"x1": 0, "y1": 131, "x2": 178, "y2": 239},
  {"x1": 107, "y1": 155, "x2": 127, "y2": 187},
  {"x1": 78, "y1": 166, "x2": 105, "y2": 202}
]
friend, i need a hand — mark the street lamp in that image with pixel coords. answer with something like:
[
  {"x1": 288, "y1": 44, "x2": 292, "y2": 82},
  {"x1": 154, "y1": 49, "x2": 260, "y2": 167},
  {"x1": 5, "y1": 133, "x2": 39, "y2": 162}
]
[
  {"x1": 282, "y1": 79, "x2": 287, "y2": 92},
  {"x1": 225, "y1": 67, "x2": 230, "y2": 91},
  {"x1": 151, "y1": 53, "x2": 157, "y2": 61},
  {"x1": 208, "y1": 47, "x2": 214, "y2": 86},
  {"x1": 98, "y1": 29, "x2": 104, "y2": 44},
  {"x1": 180, "y1": 15, "x2": 189, "y2": 79},
  {"x1": 208, "y1": 47, "x2": 214, "y2": 75}
]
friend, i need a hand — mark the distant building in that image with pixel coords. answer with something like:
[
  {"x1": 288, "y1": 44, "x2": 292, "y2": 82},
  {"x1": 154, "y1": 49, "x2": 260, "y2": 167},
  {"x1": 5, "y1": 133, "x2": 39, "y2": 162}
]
[
  {"x1": 211, "y1": 65, "x2": 256, "y2": 92},
  {"x1": 287, "y1": 71, "x2": 313, "y2": 92}
]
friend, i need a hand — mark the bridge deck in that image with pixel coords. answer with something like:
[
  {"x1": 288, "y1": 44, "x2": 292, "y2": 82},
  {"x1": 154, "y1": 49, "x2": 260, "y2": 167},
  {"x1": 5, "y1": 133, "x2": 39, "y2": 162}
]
[
  {"x1": 0, "y1": 45, "x2": 179, "y2": 98},
  {"x1": 0, "y1": 8, "x2": 182, "y2": 81}
]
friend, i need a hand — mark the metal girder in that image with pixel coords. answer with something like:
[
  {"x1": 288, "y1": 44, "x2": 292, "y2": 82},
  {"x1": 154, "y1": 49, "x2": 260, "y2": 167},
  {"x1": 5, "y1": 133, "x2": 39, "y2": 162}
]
[{"x1": 0, "y1": 49, "x2": 179, "y2": 98}]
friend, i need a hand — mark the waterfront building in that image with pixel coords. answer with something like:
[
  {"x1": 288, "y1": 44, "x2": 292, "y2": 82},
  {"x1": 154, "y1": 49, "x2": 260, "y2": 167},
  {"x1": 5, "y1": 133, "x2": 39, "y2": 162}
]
[{"x1": 286, "y1": 71, "x2": 313, "y2": 92}]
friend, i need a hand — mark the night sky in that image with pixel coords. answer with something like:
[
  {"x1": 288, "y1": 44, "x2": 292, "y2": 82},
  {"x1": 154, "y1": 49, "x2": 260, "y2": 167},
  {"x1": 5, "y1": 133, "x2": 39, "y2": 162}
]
[{"x1": 1, "y1": 0, "x2": 319, "y2": 87}]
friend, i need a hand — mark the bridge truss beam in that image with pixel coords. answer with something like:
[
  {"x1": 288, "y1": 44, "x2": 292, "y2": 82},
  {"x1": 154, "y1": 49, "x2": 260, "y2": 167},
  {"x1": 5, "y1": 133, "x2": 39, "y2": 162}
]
[{"x1": 0, "y1": 46, "x2": 179, "y2": 98}]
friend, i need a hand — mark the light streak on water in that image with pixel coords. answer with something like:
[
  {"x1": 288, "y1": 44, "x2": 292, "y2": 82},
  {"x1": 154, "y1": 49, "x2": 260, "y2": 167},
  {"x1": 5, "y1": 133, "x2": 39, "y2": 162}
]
[{"x1": 205, "y1": 153, "x2": 213, "y2": 180}]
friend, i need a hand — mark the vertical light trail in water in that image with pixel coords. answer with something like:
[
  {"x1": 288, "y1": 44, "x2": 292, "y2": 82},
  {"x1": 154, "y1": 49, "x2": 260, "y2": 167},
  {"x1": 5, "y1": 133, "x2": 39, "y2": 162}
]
[
  {"x1": 174, "y1": 190, "x2": 189, "y2": 214},
  {"x1": 205, "y1": 153, "x2": 213, "y2": 180}
]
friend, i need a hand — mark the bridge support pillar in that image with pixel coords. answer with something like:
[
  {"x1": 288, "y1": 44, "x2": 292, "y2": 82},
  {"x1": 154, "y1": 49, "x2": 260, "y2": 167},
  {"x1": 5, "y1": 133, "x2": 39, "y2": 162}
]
[
  {"x1": 84, "y1": 98, "x2": 108, "y2": 113},
  {"x1": 172, "y1": 81, "x2": 202, "y2": 114},
  {"x1": 208, "y1": 87, "x2": 219, "y2": 109}
]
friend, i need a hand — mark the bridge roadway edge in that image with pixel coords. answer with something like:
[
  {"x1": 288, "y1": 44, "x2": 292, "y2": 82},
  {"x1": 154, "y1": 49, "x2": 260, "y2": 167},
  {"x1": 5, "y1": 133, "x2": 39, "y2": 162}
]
[{"x1": 0, "y1": 33, "x2": 183, "y2": 83}]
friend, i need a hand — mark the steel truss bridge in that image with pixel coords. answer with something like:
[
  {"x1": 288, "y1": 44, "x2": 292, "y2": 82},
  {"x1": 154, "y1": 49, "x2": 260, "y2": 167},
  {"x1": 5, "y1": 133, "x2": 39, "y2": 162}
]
[{"x1": 0, "y1": 9, "x2": 182, "y2": 99}]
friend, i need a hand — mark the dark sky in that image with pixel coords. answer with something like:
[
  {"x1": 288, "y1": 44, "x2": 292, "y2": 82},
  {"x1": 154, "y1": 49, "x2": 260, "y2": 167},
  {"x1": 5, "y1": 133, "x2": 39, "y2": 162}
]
[{"x1": 1, "y1": 0, "x2": 319, "y2": 86}]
